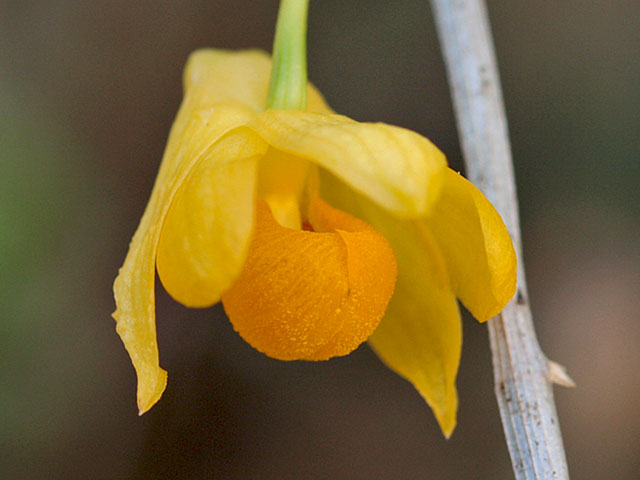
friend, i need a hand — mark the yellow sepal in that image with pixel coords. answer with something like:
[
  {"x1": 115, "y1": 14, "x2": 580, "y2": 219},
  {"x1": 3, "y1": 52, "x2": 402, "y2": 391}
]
[
  {"x1": 183, "y1": 49, "x2": 272, "y2": 113},
  {"x1": 184, "y1": 48, "x2": 333, "y2": 115},
  {"x1": 249, "y1": 110, "x2": 447, "y2": 218}
]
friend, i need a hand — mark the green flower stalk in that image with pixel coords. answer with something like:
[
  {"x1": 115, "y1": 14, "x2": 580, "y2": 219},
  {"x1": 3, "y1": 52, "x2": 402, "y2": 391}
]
[{"x1": 267, "y1": 0, "x2": 309, "y2": 110}]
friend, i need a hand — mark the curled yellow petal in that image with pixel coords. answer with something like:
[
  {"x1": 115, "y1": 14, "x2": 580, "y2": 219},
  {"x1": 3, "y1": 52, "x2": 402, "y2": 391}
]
[
  {"x1": 319, "y1": 171, "x2": 461, "y2": 437},
  {"x1": 156, "y1": 128, "x2": 267, "y2": 308},
  {"x1": 426, "y1": 169, "x2": 517, "y2": 322},
  {"x1": 221, "y1": 199, "x2": 397, "y2": 361},
  {"x1": 113, "y1": 82, "x2": 259, "y2": 415},
  {"x1": 249, "y1": 110, "x2": 447, "y2": 217}
]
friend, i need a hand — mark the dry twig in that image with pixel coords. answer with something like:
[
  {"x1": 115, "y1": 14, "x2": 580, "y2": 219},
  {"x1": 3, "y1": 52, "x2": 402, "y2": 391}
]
[{"x1": 430, "y1": 1, "x2": 572, "y2": 478}]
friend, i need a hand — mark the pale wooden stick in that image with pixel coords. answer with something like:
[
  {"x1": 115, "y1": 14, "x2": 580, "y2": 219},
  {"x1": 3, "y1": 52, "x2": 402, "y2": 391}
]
[{"x1": 429, "y1": 1, "x2": 571, "y2": 478}]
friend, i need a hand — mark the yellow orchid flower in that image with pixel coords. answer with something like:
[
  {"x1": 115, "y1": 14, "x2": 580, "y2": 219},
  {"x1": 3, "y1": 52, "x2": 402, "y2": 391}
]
[
  {"x1": 112, "y1": 48, "x2": 516, "y2": 436},
  {"x1": 113, "y1": 0, "x2": 515, "y2": 439}
]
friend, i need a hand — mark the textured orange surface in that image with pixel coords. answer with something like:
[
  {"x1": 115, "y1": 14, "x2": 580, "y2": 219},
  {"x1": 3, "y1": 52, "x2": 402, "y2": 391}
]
[{"x1": 222, "y1": 199, "x2": 397, "y2": 360}]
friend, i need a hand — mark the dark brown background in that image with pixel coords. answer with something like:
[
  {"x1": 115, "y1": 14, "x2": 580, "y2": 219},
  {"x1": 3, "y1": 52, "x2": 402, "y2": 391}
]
[{"x1": 1, "y1": 1, "x2": 638, "y2": 478}]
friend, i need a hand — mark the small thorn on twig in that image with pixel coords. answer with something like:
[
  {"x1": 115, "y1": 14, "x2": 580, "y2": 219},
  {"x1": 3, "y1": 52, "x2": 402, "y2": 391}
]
[{"x1": 547, "y1": 360, "x2": 576, "y2": 387}]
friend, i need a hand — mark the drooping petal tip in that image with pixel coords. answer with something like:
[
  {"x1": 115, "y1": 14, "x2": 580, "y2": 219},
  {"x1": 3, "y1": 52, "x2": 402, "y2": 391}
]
[
  {"x1": 137, "y1": 369, "x2": 168, "y2": 416},
  {"x1": 431, "y1": 385, "x2": 458, "y2": 439},
  {"x1": 112, "y1": 303, "x2": 167, "y2": 416}
]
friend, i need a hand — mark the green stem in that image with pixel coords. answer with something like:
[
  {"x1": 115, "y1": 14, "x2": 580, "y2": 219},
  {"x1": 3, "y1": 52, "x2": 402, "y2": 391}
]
[{"x1": 266, "y1": 0, "x2": 309, "y2": 110}]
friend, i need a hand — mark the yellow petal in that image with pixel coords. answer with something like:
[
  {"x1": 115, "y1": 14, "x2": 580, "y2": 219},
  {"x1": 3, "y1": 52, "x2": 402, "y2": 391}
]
[
  {"x1": 156, "y1": 128, "x2": 267, "y2": 307},
  {"x1": 249, "y1": 110, "x2": 447, "y2": 217},
  {"x1": 320, "y1": 172, "x2": 461, "y2": 437},
  {"x1": 426, "y1": 169, "x2": 517, "y2": 322},
  {"x1": 113, "y1": 98, "x2": 257, "y2": 415},
  {"x1": 184, "y1": 48, "x2": 333, "y2": 115},
  {"x1": 221, "y1": 199, "x2": 397, "y2": 361}
]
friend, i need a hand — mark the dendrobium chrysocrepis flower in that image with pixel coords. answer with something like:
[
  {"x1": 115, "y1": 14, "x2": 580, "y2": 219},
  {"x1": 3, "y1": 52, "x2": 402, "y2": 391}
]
[{"x1": 113, "y1": 49, "x2": 516, "y2": 437}]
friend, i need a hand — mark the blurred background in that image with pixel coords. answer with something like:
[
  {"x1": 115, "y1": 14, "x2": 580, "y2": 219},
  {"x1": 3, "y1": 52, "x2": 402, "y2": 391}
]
[{"x1": 1, "y1": 1, "x2": 638, "y2": 478}]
